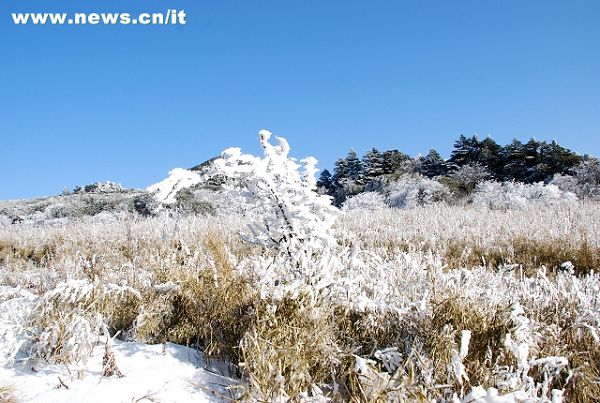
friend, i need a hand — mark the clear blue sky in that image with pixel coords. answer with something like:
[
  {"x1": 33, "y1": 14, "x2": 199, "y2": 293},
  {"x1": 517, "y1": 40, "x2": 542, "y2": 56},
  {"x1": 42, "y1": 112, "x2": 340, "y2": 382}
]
[{"x1": 1, "y1": 0, "x2": 599, "y2": 200}]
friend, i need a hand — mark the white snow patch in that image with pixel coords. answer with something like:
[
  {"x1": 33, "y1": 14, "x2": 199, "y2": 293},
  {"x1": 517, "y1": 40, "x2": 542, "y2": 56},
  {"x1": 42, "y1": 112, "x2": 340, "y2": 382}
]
[
  {"x1": 0, "y1": 286, "x2": 239, "y2": 402},
  {"x1": 0, "y1": 340, "x2": 238, "y2": 402},
  {"x1": 147, "y1": 168, "x2": 203, "y2": 205}
]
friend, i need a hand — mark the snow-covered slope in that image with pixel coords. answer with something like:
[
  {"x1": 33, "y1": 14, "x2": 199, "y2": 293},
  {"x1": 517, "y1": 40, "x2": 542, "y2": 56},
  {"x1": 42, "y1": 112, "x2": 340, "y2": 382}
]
[{"x1": 146, "y1": 168, "x2": 203, "y2": 205}]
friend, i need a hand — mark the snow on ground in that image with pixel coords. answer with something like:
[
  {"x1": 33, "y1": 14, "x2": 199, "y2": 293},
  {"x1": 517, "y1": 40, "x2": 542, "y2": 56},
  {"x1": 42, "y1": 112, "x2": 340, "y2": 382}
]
[
  {"x1": 146, "y1": 168, "x2": 203, "y2": 205},
  {"x1": 0, "y1": 287, "x2": 238, "y2": 402}
]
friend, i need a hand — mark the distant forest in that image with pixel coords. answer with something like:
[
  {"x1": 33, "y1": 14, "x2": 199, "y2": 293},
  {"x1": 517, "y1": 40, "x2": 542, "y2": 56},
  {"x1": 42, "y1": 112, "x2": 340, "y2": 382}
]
[{"x1": 318, "y1": 135, "x2": 599, "y2": 205}]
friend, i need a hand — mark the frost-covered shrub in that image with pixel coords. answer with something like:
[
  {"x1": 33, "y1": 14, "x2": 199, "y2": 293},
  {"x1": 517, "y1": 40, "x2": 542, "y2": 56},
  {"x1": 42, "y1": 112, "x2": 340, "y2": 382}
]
[
  {"x1": 0, "y1": 214, "x2": 13, "y2": 226},
  {"x1": 449, "y1": 163, "x2": 490, "y2": 195},
  {"x1": 551, "y1": 159, "x2": 600, "y2": 200},
  {"x1": 385, "y1": 174, "x2": 450, "y2": 208},
  {"x1": 47, "y1": 203, "x2": 70, "y2": 219},
  {"x1": 473, "y1": 181, "x2": 577, "y2": 210},
  {"x1": 341, "y1": 192, "x2": 387, "y2": 212},
  {"x1": 573, "y1": 158, "x2": 600, "y2": 198},
  {"x1": 210, "y1": 130, "x2": 338, "y2": 256},
  {"x1": 173, "y1": 187, "x2": 250, "y2": 217},
  {"x1": 81, "y1": 181, "x2": 124, "y2": 194},
  {"x1": 550, "y1": 174, "x2": 580, "y2": 196},
  {"x1": 132, "y1": 193, "x2": 159, "y2": 217},
  {"x1": 23, "y1": 280, "x2": 140, "y2": 364},
  {"x1": 173, "y1": 188, "x2": 215, "y2": 215}
]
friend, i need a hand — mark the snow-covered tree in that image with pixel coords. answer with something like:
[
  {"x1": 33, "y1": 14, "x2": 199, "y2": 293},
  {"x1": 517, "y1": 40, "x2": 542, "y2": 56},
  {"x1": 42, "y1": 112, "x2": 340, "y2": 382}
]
[
  {"x1": 499, "y1": 139, "x2": 527, "y2": 181},
  {"x1": 381, "y1": 149, "x2": 411, "y2": 174},
  {"x1": 551, "y1": 158, "x2": 600, "y2": 200},
  {"x1": 345, "y1": 149, "x2": 363, "y2": 182},
  {"x1": 332, "y1": 157, "x2": 348, "y2": 182},
  {"x1": 362, "y1": 148, "x2": 385, "y2": 179},
  {"x1": 450, "y1": 163, "x2": 490, "y2": 195},
  {"x1": 317, "y1": 169, "x2": 333, "y2": 190},
  {"x1": 330, "y1": 178, "x2": 363, "y2": 206},
  {"x1": 479, "y1": 137, "x2": 502, "y2": 176},
  {"x1": 420, "y1": 149, "x2": 447, "y2": 178},
  {"x1": 385, "y1": 174, "x2": 450, "y2": 208},
  {"x1": 573, "y1": 157, "x2": 600, "y2": 199},
  {"x1": 448, "y1": 135, "x2": 481, "y2": 169},
  {"x1": 210, "y1": 130, "x2": 338, "y2": 257},
  {"x1": 550, "y1": 174, "x2": 580, "y2": 196}
]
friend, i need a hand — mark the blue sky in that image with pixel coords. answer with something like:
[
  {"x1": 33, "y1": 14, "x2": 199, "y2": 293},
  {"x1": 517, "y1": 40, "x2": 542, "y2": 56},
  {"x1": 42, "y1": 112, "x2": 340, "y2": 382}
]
[{"x1": 1, "y1": 1, "x2": 599, "y2": 200}]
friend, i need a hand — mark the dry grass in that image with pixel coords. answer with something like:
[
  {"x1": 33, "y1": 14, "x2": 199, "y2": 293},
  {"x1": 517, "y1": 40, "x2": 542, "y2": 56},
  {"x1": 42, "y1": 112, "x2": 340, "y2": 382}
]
[
  {"x1": 240, "y1": 296, "x2": 338, "y2": 400},
  {"x1": 134, "y1": 232, "x2": 256, "y2": 363},
  {"x1": 338, "y1": 203, "x2": 600, "y2": 275},
  {"x1": 536, "y1": 329, "x2": 600, "y2": 403},
  {"x1": 0, "y1": 384, "x2": 17, "y2": 403},
  {"x1": 443, "y1": 236, "x2": 600, "y2": 275},
  {"x1": 1, "y1": 205, "x2": 600, "y2": 401},
  {"x1": 426, "y1": 296, "x2": 514, "y2": 389}
]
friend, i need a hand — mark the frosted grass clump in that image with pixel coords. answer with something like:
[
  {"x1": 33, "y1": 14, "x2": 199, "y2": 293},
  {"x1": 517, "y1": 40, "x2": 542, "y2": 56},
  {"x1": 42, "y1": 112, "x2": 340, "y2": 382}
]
[
  {"x1": 473, "y1": 181, "x2": 577, "y2": 210},
  {"x1": 341, "y1": 192, "x2": 387, "y2": 212},
  {"x1": 9, "y1": 279, "x2": 141, "y2": 365}
]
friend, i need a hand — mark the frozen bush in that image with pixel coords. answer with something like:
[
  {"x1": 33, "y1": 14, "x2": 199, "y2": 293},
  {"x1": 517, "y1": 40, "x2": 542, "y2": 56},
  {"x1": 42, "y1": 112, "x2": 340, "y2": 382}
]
[
  {"x1": 550, "y1": 174, "x2": 580, "y2": 196},
  {"x1": 473, "y1": 181, "x2": 577, "y2": 210},
  {"x1": 82, "y1": 181, "x2": 124, "y2": 193},
  {"x1": 449, "y1": 163, "x2": 490, "y2": 195},
  {"x1": 385, "y1": 174, "x2": 450, "y2": 208},
  {"x1": 173, "y1": 188, "x2": 216, "y2": 215},
  {"x1": 209, "y1": 130, "x2": 338, "y2": 256},
  {"x1": 132, "y1": 193, "x2": 159, "y2": 216},
  {"x1": 0, "y1": 214, "x2": 12, "y2": 226},
  {"x1": 573, "y1": 158, "x2": 600, "y2": 198},
  {"x1": 21, "y1": 280, "x2": 140, "y2": 365},
  {"x1": 551, "y1": 159, "x2": 600, "y2": 200},
  {"x1": 341, "y1": 192, "x2": 387, "y2": 212},
  {"x1": 175, "y1": 187, "x2": 250, "y2": 217}
]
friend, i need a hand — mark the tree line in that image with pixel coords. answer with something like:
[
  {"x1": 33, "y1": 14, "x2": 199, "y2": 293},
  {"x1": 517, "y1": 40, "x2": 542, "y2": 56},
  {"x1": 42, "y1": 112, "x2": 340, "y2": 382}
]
[{"x1": 318, "y1": 135, "x2": 598, "y2": 204}]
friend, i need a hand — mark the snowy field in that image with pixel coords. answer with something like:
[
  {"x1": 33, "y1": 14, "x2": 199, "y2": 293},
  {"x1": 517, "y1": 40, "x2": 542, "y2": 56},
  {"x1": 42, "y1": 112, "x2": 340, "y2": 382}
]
[{"x1": 1, "y1": 133, "x2": 599, "y2": 402}]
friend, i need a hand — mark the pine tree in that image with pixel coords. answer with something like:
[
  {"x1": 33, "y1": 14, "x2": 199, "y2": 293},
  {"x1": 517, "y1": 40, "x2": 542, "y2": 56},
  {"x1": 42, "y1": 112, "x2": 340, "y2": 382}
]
[
  {"x1": 479, "y1": 137, "x2": 502, "y2": 178},
  {"x1": 420, "y1": 149, "x2": 447, "y2": 178},
  {"x1": 317, "y1": 169, "x2": 333, "y2": 189},
  {"x1": 362, "y1": 148, "x2": 385, "y2": 179},
  {"x1": 323, "y1": 134, "x2": 584, "y2": 188},
  {"x1": 345, "y1": 149, "x2": 363, "y2": 181},
  {"x1": 331, "y1": 151, "x2": 363, "y2": 205},
  {"x1": 542, "y1": 141, "x2": 582, "y2": 178},
  {"x1": 381, "y1": 149, "x2": 411, "y2": 174},
  {"x1": 499, "y1": 139, "x2": 527, "y2": 181},
  {"x1": 448, "y1": 135, "x2": 482, "y2": 169},
  {"x1": 522, "y1": 138, "x2": 545, "y2": 183},
  {"x1": 333, "y1": 157, "x2": 348, "y2": 182}
]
